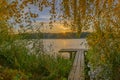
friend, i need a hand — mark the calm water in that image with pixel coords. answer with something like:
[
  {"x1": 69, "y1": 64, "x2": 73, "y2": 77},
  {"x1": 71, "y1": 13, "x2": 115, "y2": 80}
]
[
  {"x1": 42, "y1": 39, "x2": 88, "y2": 53},
  {"x1": 43, "y1": 39, "x2": 88, "y2": 58},
  {"x1": 24, "y1": 39, "x2": 88, "y2": 57}
]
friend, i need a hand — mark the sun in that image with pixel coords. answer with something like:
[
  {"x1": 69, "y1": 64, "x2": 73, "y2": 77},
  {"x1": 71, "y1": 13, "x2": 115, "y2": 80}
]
[
  {"x1": 35, "y1": 22, "x2": 72, "y2": 33},
  {"x1": 59, "y1": 25, "x2": 71, "y2": 33}
]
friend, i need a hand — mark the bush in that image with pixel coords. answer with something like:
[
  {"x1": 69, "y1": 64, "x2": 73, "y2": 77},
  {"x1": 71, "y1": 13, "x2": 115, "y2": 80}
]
[
  {"x1": 0, "y1": 40, "x2": 72, "y2": 80},
  {"x1": 30, "y1": 54, "x2": 72, "y2": 80},
  {"x1": 87, "y1": 31, "x2": 120, "y2": 80},
  {"x1": 0, "y1": 67, "x2": 28, "y2": 80}
]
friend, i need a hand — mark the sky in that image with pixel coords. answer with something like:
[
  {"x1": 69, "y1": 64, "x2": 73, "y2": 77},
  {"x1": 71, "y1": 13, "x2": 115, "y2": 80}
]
[
  {"x1": 29, "y1": 4, "x2": 50, "y2": 22},
  {"x1": 26, "y1": 1, "x2": 93, "y2": 33},
  {"x1": 31, "y1": 21, "x2": 72, "y2": 33},
  {"x1": 11, "y1": 0, "x2": 92, "y2": 33},
  {"x1": 25, "y1": 2, "x2": 72, "y2": 33},
  {"x1": 7, "y1": 0, "x2": 73, "y2": 33}
]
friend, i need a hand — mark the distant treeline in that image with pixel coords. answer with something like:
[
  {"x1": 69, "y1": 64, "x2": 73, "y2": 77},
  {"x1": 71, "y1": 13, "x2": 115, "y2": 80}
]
[{"x1": 19, "y1": 32, "x2": 90, "y2": 39}]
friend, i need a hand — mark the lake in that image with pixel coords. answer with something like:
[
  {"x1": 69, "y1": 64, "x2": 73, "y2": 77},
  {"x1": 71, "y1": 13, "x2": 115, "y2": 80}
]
[
  {"x1": 42, "y1": 39, "x2": 88, "y2": 52},
  {"x1": 24, "y1": 39, "x2": 88, "y2": 57}
]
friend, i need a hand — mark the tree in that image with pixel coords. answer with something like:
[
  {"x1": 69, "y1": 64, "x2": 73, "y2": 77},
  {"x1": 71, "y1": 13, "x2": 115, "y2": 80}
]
[{"x1": 60, "y1": 0, "x2": 120, "y2": 79}]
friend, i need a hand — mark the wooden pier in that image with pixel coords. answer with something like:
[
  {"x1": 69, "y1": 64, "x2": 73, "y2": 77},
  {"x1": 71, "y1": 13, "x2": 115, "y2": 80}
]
[{"x1": 59, "y1": 48, "x2": 87, "y2": 80}]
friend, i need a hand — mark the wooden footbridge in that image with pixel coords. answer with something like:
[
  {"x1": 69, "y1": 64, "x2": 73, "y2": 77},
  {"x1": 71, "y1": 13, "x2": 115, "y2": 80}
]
[{"x1": 59, "y1": 48, "x2": 88, "y2": 80}]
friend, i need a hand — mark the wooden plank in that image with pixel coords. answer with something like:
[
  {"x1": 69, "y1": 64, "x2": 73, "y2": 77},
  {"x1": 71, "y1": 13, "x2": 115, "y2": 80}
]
[
  {"x1": 68, "y1": 49, "x2": 85, "y2": 80},
  {"x1": 58, "y1": 48, "x2": 87, "y2": 80},
  {"x1": 73, "y1": 51, "x2": 81, "y2": 80},
  {"x1": 59, "y1": 49, "x2": 78, "y2": 52},
  {"x1": 59, "y1": 48, "x2": 87, "y2": 53},
  {"x1": 68, "y1": 52, "x2": 79, "y2": 80},
  {"x1": 73, "y1": 50, "x2": 84, "y2": 80}
]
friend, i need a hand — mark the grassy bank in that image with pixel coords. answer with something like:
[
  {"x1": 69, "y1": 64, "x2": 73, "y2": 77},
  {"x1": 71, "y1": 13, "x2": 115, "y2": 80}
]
[{"x1": 0, "y1": 42, "x2": 72, "y2": 80}]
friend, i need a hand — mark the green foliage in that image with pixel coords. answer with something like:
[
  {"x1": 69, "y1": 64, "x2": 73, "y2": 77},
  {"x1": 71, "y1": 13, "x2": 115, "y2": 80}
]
[
  {"x1": 0, "y1": 40, "x2": 72, "y2": 80},
  {"x1": 87, "y1": 31, "x2": 120, "y2": 80},
  {"x1": 38, "y1": 55, "x2": 72, "y2": 80},
  {"x1": 0, "y1": 21, "x2": 15, "y2": 45},
  {"x1": 0, "y1": 67, "x2": 28, "y2": 80}
]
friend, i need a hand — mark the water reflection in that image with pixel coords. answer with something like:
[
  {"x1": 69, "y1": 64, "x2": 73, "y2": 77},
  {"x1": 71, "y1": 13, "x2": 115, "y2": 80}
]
[
  {"x1": 24, "y1": 39, "x2": 88, "y2": 56},
  {"x1": 42, "y1": 39, "x2": 88, "y2": 54}
]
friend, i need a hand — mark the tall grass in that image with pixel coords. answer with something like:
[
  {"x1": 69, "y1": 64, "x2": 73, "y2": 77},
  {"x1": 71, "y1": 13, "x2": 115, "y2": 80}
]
[{"x1": 0, "y1": 41, "x2": 72, "y2": 80}]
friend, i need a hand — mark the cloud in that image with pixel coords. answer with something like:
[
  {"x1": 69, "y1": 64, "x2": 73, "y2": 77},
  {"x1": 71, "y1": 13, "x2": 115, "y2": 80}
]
[
  {"x1": 28, "y1": 4, "x2": 50, "y2": 22},
  {"x1": 31, "y1": 21, "x2": 72, "y2": 33}
]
